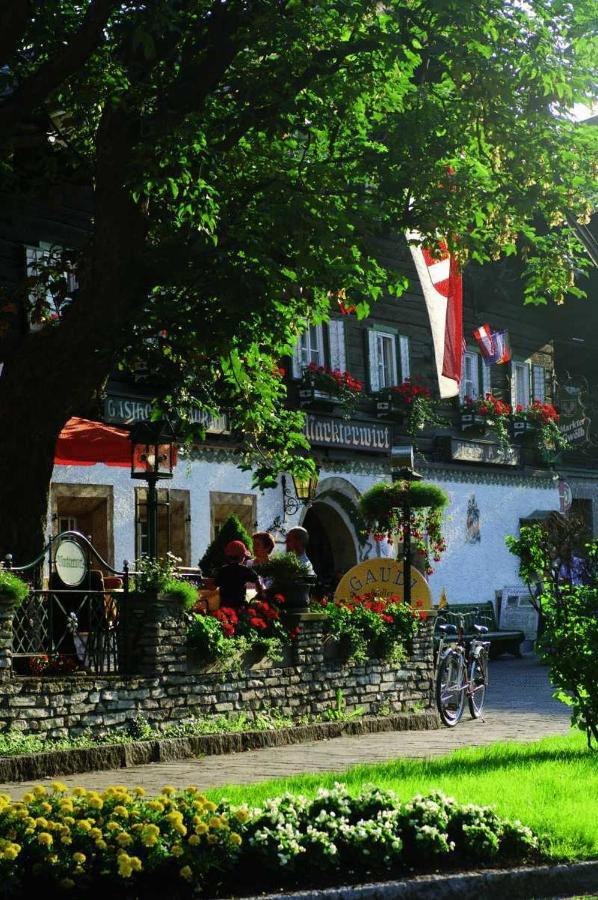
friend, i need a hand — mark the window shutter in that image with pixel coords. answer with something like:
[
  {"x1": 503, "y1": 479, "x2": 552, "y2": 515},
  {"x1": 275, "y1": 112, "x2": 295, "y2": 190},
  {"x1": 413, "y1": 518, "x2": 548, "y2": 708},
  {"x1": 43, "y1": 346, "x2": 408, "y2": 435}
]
[
  {"x1": 368, "y1": 329, "x2": 380, "y2": 392},
  {"x1": 314, "y1": 324, "x2": 325, "y2": 367},
  {"x1": 291, "y1": 339, "x2": 303, "y2": 379},
  {"x1": 532, "y1": 365, "x2": 546, "y2": 403},
  {"x1": 481, "y1": 359, "x2": 492, "y2": 397},
  {"x1": 399, "y1": 335, "x2": 410, "y2": 382},
  {"x1": 328, "y1": 319, "x2": 346, "y2": 372}
]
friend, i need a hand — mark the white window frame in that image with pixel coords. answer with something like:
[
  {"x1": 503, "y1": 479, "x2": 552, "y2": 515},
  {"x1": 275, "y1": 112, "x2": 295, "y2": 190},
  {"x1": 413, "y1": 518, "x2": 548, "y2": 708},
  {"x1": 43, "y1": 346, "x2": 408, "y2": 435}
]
[
  {"x1": 460, "y1": 349, "x2": 481, "y2": 401},
  {"x1": 328, "y1": 319, "x2": 346, "y2": 373},
  {"x1": 292, "y1": 324, "x2": 325, "y2": 377},
  {"x1": 368, "y1": 329, "x2": 398, "y2": 391},
  {"x1": 511, "y1": 360, "x2": 531, "y2": 409}
]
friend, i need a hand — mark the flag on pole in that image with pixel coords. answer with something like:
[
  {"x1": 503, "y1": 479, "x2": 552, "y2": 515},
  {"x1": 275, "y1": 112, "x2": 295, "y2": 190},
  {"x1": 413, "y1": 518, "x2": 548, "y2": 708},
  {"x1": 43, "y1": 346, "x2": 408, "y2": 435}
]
[
  {"x1": 472, "y1": 324, "x2": 494, "y2": 360},
  {"x1": 407, "y1": 233, "x2": 463, "y2": 399},
  {"x1": 487, "y1": 330, "x2": 511, "y2": 365}
]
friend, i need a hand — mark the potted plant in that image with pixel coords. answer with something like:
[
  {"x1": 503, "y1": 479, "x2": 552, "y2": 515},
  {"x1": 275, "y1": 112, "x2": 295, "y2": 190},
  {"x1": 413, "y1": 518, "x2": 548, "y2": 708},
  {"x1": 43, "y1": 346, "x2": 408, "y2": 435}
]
[
  {"x1": 256, "y1": 552, "x2": 316, "y2": 611},
  {"x1": 460, "y1": 394, "x2": 512, "y2": 447},
  {"x1": 376, "y1": 379, "x2": 439, "y2": 434},
  {"x1": 360, "y1": 481, "x2": 448, "y2": 576},
  {"x1": 299, "y1": 362, "x2": 363, "y2": 419}
]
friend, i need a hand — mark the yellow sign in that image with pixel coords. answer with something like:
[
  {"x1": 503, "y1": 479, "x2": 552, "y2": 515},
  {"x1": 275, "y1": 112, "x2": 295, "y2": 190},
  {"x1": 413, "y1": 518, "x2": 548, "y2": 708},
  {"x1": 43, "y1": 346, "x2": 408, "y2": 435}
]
[{"x1": 334, "y1": 559, "x2": 432, "y2": 609}]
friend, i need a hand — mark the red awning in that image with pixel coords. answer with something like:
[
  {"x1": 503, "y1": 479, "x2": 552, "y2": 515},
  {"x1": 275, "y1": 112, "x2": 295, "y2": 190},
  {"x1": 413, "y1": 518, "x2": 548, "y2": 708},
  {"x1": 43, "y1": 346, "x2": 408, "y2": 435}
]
[{"x1": 54, "y1": 417, "x2": 131, "y2": 467}]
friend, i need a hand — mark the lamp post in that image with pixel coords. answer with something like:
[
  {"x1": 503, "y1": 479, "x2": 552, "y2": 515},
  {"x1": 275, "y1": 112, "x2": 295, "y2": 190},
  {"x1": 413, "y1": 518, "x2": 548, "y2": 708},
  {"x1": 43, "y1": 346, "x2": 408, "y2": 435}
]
[
  {"x1": 390, "y1": 445, "x2": 422, "y2": 606},
  {"x1": 130, "y1": 419, "x2": 177, "y2": 559}
]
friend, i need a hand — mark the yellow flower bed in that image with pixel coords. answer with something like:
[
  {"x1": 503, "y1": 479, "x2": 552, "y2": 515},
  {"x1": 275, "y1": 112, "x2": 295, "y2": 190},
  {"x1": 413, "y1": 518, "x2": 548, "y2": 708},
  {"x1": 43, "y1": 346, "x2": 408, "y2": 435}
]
[{"x1": 0, "y1": 782, "x2": 245, "y2": 894}]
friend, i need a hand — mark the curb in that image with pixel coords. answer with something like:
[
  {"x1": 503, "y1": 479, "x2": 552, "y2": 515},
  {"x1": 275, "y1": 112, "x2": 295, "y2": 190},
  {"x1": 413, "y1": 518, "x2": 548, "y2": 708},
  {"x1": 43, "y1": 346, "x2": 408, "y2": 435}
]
[
  {"x1": 242, "y1": 860, "x2": 598, "y2": 899},
  {"x1": 0, "y1": 710, "x2": 439, "y2": 783}
]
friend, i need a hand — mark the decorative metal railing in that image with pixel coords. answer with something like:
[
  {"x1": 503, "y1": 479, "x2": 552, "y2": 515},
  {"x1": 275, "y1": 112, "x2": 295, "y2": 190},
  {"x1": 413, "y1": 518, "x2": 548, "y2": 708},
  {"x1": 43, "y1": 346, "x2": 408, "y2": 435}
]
[
  {"x1": 13, "y1": 590, "x2": 120, "y2": 675},
  {"x1": 6, "y1": 531, "x2": 129, "y2": 676}
]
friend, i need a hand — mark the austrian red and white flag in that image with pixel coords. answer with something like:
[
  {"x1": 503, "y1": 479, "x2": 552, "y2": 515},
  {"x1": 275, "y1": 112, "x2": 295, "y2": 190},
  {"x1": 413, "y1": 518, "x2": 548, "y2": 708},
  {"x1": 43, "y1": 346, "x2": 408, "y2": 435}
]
[{"x1": 407, "y1": 232, "x2": 463, "y2": 399}]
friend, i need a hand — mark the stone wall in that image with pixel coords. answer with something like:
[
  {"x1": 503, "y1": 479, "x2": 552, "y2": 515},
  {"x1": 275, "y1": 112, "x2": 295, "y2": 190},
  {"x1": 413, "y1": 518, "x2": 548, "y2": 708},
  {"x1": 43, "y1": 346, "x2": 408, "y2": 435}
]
[{"x1": 0, "y1": 617, "x2": 435, "y2": 741}]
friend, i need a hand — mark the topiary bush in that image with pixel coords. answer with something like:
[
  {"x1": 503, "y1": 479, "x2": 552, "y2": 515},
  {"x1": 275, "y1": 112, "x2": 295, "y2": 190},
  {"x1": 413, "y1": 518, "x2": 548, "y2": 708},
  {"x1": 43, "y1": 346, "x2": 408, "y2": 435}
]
[{"x1": 199, "y1": 515, "x2": 254, "y2": 576}]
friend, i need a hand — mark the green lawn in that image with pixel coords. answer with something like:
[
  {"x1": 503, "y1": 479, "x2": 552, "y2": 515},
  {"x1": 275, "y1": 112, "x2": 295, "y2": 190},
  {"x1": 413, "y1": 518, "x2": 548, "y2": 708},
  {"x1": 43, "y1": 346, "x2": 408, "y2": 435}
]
[{"x1": 205, "y1": 732, "x2": 598, "y2": 861}]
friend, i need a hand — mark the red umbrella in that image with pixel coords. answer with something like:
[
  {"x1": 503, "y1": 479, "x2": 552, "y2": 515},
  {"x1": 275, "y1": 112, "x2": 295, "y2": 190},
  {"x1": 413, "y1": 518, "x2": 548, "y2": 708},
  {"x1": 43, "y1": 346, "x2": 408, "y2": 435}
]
[{"x1": 54, "y1": 417, "x2": 132, "y2": 467}]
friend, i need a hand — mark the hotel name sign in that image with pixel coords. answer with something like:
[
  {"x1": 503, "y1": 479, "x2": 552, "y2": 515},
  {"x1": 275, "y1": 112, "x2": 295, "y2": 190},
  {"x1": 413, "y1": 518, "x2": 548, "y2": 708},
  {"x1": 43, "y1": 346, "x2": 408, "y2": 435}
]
[
  {"x1": 304, "y1": 414, "x2": 391, "y2": 454},
  {"x1": 104, "y1": 396, "x2": 228, "y2": 434},
  {"x1": 334, "y1": 559, "x2": 432, "y2": 609}
]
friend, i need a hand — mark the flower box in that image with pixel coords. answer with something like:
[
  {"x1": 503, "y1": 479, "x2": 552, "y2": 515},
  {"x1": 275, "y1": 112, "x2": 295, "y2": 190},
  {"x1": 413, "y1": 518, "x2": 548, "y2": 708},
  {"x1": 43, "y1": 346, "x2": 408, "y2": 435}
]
[
  {"x1": 459, "y1": 411, "x2": 488, "y2": 434},
  {"x1": 511, "y1": 419, "x2": 537, "y2": 441}
]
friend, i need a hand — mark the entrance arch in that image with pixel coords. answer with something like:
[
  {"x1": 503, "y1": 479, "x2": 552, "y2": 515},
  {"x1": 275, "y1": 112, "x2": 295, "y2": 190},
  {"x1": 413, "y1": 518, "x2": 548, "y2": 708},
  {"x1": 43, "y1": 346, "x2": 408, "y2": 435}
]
[{"x1": 302, "y1": 494, "x2": 359, "y2": 590}]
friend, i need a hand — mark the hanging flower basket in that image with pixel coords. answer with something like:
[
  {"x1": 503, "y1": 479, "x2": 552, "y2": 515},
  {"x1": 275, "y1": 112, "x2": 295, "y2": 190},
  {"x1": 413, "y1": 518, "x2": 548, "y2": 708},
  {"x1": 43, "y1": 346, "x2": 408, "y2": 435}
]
[
  {"x1": 512, "y1": 402, "x2": 569, "y2": 464},
  {"x1": 360, "y1": 481, "x2": 448, "y2": 575}
]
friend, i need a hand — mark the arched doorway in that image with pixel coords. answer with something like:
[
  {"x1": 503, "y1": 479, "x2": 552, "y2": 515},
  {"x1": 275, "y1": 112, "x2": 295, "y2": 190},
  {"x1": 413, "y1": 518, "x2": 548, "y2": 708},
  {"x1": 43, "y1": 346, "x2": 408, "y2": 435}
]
[{"x1": 303, "y1": 499, "x2": 358, "y2": 592}]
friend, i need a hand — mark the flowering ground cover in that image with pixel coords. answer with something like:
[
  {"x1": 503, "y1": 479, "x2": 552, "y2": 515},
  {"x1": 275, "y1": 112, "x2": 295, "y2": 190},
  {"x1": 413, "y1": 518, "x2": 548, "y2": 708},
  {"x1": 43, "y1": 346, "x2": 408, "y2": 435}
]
[
  {"x1": 0, "y1": 781, "x2": 541, "y2": 897},
  {"x1": 206, "y1": 732, "x2": 598, "y2": 863}
]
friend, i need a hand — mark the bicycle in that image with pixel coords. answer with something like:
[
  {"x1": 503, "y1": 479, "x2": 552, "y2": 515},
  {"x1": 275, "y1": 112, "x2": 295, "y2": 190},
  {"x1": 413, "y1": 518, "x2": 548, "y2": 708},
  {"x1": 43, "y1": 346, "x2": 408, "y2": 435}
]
[{"x1": 435, "y1": 616, "x2": 490, "y2": 727}]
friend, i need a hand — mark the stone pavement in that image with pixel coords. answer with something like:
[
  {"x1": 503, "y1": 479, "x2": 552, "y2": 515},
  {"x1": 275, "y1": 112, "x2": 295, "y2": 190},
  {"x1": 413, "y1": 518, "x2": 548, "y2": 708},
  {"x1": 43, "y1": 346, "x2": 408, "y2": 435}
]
[{"x1": 0, "y1": 655, "x2": 570, "y2": 797}]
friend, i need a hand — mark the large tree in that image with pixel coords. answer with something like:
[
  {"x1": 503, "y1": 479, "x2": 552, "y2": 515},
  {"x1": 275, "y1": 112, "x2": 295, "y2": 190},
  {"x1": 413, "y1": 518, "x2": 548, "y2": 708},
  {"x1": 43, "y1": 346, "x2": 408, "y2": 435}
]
[{"x1": 0, "y1": 0, "x2": 596, "y2": 562}]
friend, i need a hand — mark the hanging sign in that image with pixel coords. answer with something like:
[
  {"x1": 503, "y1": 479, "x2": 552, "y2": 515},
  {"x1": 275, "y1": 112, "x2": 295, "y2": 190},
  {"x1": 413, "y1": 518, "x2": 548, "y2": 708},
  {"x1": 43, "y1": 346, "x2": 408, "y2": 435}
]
[
  {"x1": 558, "y1": 380, "x2": 590, "y2": 447},
  {"x1": 54, "y1": 539, "x2": 88, "y2": 587},
  {"x1": 334, "y1": 559, "x2": 432, "y2": 608}
]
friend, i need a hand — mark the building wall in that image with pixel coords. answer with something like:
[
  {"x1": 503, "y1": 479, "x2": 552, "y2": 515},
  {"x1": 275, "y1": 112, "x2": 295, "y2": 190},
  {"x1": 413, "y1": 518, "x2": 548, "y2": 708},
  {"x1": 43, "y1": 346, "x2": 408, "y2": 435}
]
[{"x1": 50, "y1": 454, "x2": 560, "y2": 605}]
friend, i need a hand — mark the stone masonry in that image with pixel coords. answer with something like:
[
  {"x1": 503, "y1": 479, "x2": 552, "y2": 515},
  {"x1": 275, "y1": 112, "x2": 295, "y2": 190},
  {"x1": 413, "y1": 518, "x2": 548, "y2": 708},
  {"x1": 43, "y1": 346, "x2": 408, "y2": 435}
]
[{"x1": 0, "y1": 599, "x2": 436, "y2": 741}]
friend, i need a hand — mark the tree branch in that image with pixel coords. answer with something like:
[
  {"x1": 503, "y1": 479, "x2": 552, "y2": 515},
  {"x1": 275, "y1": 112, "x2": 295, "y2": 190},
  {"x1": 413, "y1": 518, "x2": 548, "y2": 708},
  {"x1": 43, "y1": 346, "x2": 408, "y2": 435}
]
[{"x1": 0, "y1": 0, "x2": 118, "y2": 132}]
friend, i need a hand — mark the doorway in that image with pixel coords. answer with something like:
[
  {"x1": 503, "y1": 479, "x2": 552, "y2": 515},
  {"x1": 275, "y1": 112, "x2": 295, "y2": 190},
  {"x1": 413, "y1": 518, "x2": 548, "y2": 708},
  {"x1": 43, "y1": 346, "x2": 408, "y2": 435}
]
[
  {"x1": 302, "y1": 500, "x2": 358, "y2": 591},
  {"x1": 50, "y1": 484, "x2": 114, "y2": 566}
]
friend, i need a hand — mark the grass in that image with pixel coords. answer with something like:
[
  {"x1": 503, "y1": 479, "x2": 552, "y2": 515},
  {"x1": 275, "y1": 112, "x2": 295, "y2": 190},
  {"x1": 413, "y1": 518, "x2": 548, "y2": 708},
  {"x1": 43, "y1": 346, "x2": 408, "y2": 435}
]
[{"x1": 205, "y1": 731, "x2": 598, "y2": 862}]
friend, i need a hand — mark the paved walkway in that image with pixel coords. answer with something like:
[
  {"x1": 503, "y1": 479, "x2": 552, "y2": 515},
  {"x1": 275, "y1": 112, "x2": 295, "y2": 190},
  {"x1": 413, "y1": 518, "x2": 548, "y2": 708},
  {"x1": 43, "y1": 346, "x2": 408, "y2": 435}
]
[{"x1": 0, "y1": 655, "x2": 570, "y2": 797}]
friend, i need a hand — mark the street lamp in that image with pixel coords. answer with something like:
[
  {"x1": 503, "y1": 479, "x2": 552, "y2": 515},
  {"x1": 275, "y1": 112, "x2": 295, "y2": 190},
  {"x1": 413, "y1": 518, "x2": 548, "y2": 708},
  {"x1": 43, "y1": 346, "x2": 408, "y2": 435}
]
[
  {"x1": 130, "y1": 419, "x2": 177, "y2": 559},
  {"x1": 391, "y1": 445, "x2": 423, "y2": 606}
]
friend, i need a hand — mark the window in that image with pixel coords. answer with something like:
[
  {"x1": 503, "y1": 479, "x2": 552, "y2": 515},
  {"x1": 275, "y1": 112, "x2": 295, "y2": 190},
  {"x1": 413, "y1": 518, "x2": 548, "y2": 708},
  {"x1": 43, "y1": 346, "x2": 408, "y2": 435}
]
[
  {"x1": 135, "y1": 488, "x2": 191, "y2": 564},
  {"x1": 511, "y1": 361, "x2": 531, "y2": 409},
  {"x1": 460, "y1": 350, "x2": 480, "y2": 401},
  {"x1": 292, "y1": 324, "x2": 325, "y2": 376},
  {"x1": 25, "y1": 242, "x2": 78, "y2": 330},
  {"x1": 368, "y1": 329, "x2": 398, "y2": 391},
  {"x1": 51, "y1": 484, "x2": 114, "y2": 566},
  {"x1": 532, "y1": 365, "x2": 546, "y2": 403},
  {"x1": 210, "y1": 491, "x2": 257, "y2": 541}
]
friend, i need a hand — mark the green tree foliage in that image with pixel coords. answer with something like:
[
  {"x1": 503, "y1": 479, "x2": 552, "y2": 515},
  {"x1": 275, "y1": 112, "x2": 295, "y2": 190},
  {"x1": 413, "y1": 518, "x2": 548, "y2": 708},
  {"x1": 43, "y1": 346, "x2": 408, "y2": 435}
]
[
  {"x1": 0, "y1": 1, "x2": 596, "y2": 557},
  {"x1": 506, "y1": 514, "x2": 598, "y2": 748},
  {"x1": 200, "y1": 514, "x2": 254, "y2": 576}
]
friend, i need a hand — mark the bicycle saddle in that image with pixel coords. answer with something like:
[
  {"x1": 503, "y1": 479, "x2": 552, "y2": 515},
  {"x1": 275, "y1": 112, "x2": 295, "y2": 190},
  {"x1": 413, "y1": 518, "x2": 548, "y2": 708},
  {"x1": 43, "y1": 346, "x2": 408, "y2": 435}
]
[
  {"x1": 438, "y1": 623, "x2": 457, "y2": 635},
  {"x1": 473, "y1": 624, "x2": 489, "y2": 634}
]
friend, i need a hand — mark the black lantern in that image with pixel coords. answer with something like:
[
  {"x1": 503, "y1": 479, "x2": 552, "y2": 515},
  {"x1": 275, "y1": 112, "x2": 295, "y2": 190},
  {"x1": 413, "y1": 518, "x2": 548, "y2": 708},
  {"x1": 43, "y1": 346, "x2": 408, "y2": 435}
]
[
  {"x1": 390, "y1": 444, "x2": 422, "y2": 606},
  {"x1": 282, "y1": 467, "x2": 320, "y2": 517},
  {"x1": 130, "y1": 419, "x2": 177, "y2": 559}
]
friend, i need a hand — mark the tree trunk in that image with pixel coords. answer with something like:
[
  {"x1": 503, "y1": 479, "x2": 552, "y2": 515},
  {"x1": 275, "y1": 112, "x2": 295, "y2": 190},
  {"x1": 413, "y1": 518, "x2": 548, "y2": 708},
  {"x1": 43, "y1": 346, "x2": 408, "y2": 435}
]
[{"x1": 0, "y1": 106, "x2": 146, "y2": 565}]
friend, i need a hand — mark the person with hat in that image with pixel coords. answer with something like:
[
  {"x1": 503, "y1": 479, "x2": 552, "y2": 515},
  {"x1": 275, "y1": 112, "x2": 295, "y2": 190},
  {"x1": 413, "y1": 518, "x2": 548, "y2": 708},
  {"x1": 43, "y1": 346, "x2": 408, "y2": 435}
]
[{"x1": 215, "y1": 540, "x2": 262, "y2": 609}]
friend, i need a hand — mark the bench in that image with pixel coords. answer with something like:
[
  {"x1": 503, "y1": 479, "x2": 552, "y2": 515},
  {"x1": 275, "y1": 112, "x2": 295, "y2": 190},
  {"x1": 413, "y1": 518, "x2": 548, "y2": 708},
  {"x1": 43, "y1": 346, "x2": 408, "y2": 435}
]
[{"x1": 433, "y1": 601, "x2": 524, "y2": 658}]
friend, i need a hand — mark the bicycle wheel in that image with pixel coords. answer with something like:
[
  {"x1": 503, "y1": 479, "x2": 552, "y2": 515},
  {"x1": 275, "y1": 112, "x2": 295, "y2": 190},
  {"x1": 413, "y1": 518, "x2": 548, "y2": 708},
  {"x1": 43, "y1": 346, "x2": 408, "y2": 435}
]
[
  {"x1": 467, "y1": 652, "x2": 488, "y2": 719},
  {"x1": 436, "y1": 651, "x2": 465, "y2": 727}
]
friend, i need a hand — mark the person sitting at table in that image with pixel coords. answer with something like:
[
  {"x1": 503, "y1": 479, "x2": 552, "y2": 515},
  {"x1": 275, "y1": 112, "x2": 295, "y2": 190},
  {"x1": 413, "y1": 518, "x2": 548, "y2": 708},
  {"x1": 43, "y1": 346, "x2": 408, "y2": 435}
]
[
  {"x1": 285, "y1": 526, "x2": 316, "y2": 576},
  {"x1": 215, "y1": 540, "x2": 262, "y2": 610}
]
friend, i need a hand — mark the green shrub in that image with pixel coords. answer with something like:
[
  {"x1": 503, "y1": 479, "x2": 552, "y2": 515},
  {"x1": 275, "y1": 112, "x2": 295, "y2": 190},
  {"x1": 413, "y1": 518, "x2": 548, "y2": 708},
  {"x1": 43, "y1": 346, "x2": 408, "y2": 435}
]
[
  {"x1": 320, "y1": 592, "x2": 421, "y2": 664},
  {"x1": 162, "y1": 578, "x2": 198, "y2": 609},
  {"x1": 507, "y1": 518, "x2": 598, "y2": 747},
  {"x1": 0, "y1": 569, "x2": 29, "y2": 607},
  {"x1": 187, "y1": 613, "x2": 232, "y2": 660}
]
